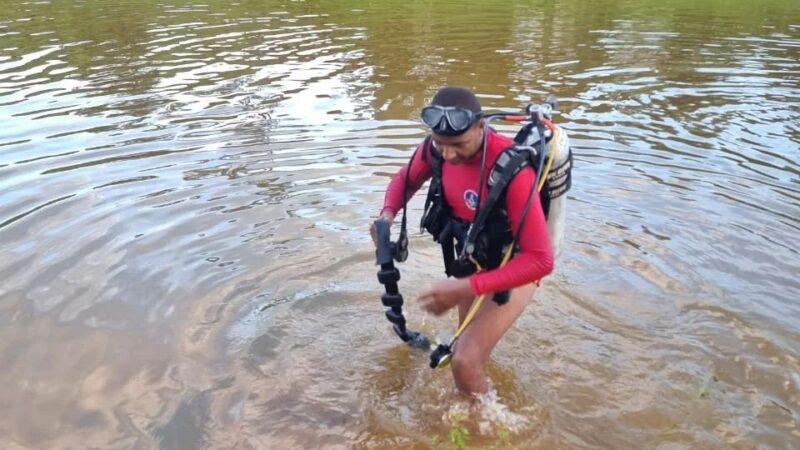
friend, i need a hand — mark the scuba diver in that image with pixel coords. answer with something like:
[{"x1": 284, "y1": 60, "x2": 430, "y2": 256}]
[{"x1": 370, "y1": 86, "x2": 571, "y2": 395}]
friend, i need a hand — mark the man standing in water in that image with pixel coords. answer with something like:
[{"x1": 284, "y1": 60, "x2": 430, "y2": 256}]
[{"x1": 371, "y1": 86, "x2": 554, "y2": 395}]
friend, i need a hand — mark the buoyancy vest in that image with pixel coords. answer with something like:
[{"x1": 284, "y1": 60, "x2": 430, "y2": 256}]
[{"x1": 419, "y1": 125, "x2": 573, "y2": 298}]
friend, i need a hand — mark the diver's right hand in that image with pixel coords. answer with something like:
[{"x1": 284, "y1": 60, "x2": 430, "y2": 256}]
[{"x1": 370, "y1": 211, "x2": 395, "y2": 247}]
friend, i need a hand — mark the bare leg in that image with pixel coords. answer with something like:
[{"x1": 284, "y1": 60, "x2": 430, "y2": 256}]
[
  {"x1": 451, "y1": 283, "x2": 537, "y2": 395},
  {"x1": 457, "y1": 296, "x2": 474, "y2": 325}
]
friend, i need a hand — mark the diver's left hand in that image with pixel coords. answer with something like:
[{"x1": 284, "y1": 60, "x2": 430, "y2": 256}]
[{"x1": 417, "y1": 278, "x2": 475, "y2": 316}]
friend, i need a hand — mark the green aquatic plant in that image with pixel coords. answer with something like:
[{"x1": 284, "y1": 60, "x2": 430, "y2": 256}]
[
  {"x1": 438, "y1": 411, "x2": 517, "y2": 449},
  {"x1": 697, "y1": 380, "x2": 710, "y2": 399},
  {"x1": 448, "y1": 411, "x2": 470, "y2": 450},
  {"x1": 497, "y1": 428, "x2": 511, "y2": 445},
  {"x1": 449, "y1": 425, "x2": 470, "y2": 450},
  {"x1": 480, "y1": 427, "x2": 513, "y2": 449},
  {"x1": 698, "y1": 374, "x2": 718, "y2": 399},
  {"x1": 449, "y1": 411, "x2": 468, "y2": 422}
]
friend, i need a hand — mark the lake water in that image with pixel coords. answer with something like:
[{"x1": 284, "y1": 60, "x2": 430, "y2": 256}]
[{"x1": 1, "y1": 0, "x2": 798, "y2": 448}]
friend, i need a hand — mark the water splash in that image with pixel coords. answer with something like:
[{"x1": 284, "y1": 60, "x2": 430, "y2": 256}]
[
  {"x1": 443, "y1": 387, "x2": 532, "y2": 437},
  {"x1": 475, "y1": 388, "x2": 533, "y2": 435}
]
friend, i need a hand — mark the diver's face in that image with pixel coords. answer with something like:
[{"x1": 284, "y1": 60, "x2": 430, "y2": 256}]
[{"x1": 431, "y1": 120, "x2": 485, "y2": 165}]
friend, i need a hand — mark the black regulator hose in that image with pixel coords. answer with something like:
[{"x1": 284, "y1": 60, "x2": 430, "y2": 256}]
[{"x1": 374, "y1": 219, "x2": 430, "y2": 349}]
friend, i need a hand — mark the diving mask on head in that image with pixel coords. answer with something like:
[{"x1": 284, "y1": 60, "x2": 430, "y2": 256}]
[{"x1": 421, "y1": 105, "x2": 481, "y2": 136}]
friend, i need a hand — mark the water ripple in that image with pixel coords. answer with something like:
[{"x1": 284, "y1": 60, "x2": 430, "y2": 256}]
[{"x1": 1, "y1": 0, "x2": 799, "y2": 448}]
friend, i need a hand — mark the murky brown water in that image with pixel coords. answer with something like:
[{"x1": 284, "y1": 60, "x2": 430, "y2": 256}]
[{"x1": 1, "y1": 0, "x2": 799, "y2": 448}]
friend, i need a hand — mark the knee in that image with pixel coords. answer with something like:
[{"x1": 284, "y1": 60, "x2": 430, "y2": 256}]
[
  {"x1": 451, "y1": 345, "x2": 483, "y2": 377},
  {"x1": 450, "y1": 345, "x2": 488, "y2": 394}
]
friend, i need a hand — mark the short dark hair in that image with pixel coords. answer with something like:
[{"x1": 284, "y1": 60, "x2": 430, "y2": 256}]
[{"x1": 430, "y1": 86, "x2": 482, "y2": 114}]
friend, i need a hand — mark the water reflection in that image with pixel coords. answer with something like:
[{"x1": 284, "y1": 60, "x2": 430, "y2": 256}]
[{"x1": 1, "y1": 0, "x2": 799, "y2": 448}]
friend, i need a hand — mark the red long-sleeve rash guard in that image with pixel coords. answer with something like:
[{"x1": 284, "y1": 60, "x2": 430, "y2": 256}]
[{"x1": 380, "y1": 128, "x2": 554, "y2": 296}]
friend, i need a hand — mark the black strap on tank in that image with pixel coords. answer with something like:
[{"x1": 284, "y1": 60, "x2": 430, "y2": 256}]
[{"x1": 544, "y1": 148, "x2": 572, "y2": 200}]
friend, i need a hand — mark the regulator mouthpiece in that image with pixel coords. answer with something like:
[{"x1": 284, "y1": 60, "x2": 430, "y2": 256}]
[{"x1": 429, "y1": 343, "x2": 453, "y2": 369}]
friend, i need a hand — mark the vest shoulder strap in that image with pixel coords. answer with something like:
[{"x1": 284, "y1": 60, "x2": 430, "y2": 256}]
[
  {"x1": 424, "y1": 136, "x2": 443, "y2": 177},
  {"x1": 471, "y1": 145, "x2": 535, "y2": 229},
  {"x1": 421, "y1": 136, "x2": 445, "y2": 229}
]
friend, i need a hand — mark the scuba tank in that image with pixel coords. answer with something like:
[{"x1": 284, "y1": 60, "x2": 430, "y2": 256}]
[{"x1": 512, "y1": 102, "x2": 572, "y2": 257}]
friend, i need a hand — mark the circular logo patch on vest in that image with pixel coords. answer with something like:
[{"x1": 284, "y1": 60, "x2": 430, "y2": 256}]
[{"x1": 464, "y1": 190, "x2": 479, "y2": 210}]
